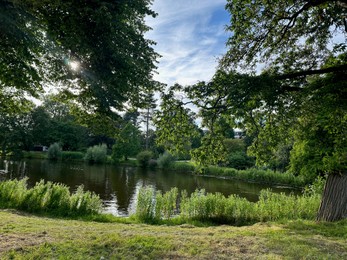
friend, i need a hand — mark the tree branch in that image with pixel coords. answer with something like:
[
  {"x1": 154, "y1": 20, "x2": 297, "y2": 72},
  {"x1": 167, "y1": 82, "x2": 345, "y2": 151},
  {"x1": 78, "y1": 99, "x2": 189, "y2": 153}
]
[{"x1": 275, "y1": 64, "x2": 347, "y2": 80}]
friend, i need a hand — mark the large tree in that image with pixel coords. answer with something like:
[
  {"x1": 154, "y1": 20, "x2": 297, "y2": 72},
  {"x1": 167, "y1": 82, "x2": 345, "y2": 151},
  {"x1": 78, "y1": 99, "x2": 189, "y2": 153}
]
[
  {"x1": 222, "y1": 0, "x2": 346, "y2": 221},
  {"x1": 0, "y1": 0, "x2": 159, "y2": 113},
  {"x1": 158, "y1": 1, "x2": 346, "y2": 221}
]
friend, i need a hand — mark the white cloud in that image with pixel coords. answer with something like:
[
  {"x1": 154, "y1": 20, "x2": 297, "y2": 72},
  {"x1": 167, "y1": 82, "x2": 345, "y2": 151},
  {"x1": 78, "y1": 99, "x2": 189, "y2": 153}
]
[{"x1": 145, "y1": 0, "x2": 230, "y2": 86}]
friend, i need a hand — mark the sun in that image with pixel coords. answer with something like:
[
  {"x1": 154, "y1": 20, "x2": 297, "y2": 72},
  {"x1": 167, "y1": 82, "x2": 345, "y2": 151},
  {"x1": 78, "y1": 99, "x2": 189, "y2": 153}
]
[{"x1": 69, "y1": 61, "x2": 80, "y2": 71}]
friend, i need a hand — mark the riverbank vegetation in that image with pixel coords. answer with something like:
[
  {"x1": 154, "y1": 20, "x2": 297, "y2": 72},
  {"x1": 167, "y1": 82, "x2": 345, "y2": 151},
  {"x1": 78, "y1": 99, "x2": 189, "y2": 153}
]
[
  {"x1": 0, "y1": 177, "x2": 322, "y2": 226},
  {"x1": 0, "y1": 178, "x2": 101, "y2": 217},
  {"x1": 135, "y1": 183, "x2": 321, "y2": 225}
]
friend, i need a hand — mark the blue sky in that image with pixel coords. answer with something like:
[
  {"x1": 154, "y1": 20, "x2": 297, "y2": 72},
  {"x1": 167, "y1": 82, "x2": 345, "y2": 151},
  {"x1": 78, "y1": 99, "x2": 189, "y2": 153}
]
[{"x1": 145, "y1": 0, "x2": 230, "y2": 87}]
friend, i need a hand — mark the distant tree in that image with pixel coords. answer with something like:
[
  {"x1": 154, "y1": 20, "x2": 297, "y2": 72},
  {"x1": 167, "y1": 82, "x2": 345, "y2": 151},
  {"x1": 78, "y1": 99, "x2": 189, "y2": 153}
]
[
  {"x1": 0, "y1": 112, "x2": 33, "y2": 155},
  {"x1": 112, "y1": 122, "x2": 141, "y2": 161},
  {"x1": 154, "y1": 85, "x2": 200, "y2": 159}
]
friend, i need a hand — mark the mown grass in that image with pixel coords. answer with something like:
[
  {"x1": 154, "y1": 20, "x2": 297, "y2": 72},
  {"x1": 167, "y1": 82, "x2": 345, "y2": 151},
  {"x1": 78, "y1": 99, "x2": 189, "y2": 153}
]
[{"x1": 0, "y1": 210, "x2": 346, "y2": 259}]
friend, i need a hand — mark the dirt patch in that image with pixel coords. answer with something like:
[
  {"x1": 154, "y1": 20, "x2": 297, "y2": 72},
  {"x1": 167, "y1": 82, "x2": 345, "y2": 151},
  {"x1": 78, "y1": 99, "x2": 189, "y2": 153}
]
[{"x1": 0, "y1": 232, "x2": 51, "y2": 253}]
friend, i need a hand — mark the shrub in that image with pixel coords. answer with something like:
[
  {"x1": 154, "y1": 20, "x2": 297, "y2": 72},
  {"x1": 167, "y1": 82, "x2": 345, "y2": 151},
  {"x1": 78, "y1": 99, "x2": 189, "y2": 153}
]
[
  {"x1": 85, "y1": 144, "x2": 107, "y2": 164},
  {"x1": 226, "y1": 151, "x2": 255, "y2": 170},
  {"x1": 157, "y1": 151, "x2": 175, "y2": 169},
  {"x1": 136, "y1": 150, "x2": 153, "y2": 168},
  {"x1": 47, "y1": 143, "x2": 62, "y2": 160}
]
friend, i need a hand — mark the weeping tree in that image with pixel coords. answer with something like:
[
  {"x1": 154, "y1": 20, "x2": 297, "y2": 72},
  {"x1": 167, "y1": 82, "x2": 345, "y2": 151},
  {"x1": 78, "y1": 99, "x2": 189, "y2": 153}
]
[
  {"x1": 0, "y1": 0, "x2": 160, "y2": 114},
  {"x1": 157, "y1": 0, "x2": 347, "y2": 221}
]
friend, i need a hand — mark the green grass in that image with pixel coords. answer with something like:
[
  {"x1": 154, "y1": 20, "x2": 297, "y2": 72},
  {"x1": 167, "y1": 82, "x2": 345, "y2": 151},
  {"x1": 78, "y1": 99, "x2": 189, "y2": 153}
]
[{"x1": 0, "y1": 210, "x2": 346, "y2": 259}]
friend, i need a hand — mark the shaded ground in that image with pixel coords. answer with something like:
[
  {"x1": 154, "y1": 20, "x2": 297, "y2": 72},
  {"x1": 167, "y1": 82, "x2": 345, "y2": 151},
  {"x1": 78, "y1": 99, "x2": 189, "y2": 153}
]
[{"x1": 0, "y1": 210, "x2": 346, "y2": 259}]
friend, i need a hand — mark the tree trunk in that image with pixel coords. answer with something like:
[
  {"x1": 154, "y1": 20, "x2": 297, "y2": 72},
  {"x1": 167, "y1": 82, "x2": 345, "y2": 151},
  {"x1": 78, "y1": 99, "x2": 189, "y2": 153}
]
[{"x1": 316, "y1": 172, "x2": 347, "y2": 222}]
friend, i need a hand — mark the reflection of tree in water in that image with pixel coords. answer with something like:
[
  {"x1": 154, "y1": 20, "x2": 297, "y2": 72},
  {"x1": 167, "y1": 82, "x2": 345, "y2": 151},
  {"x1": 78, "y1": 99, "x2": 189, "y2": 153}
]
[
  {"x1": 1, "y1": 160, "x2": 28, "y2": 181},
  {"x1": 109, "y1": 166, "x2": 137, "y2": 213}
]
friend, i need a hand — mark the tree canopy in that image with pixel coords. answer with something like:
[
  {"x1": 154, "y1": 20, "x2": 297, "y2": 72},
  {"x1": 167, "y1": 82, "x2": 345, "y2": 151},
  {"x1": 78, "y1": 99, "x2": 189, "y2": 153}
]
[
  {"x1": 0, "y1": 0, "x2": 159, "y2": 113},
  {"x1": 223, "y1": 0, "x2": 347, "y2": 73},
  {"x1": 155, "y1": 0, "x2": 346, "y2": 221}
]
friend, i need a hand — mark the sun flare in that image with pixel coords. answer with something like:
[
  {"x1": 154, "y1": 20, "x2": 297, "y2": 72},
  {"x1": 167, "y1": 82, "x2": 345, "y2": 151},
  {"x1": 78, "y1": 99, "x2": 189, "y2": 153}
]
[{"x1": 69, "y1": 61, "x2": 80, "y2": 71}]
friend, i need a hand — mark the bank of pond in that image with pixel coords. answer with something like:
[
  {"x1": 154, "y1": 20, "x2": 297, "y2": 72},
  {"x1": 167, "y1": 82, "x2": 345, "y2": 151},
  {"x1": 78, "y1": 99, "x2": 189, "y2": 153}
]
[{"x1": 0, "y1": 158, "x2": 322, "y2": 226}]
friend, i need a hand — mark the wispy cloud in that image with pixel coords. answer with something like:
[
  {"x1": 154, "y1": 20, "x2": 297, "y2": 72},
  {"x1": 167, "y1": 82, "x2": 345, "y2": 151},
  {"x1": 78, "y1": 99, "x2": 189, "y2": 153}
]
[{"x1": 146, "y1": 0, "x2": 230, "y2": 86}]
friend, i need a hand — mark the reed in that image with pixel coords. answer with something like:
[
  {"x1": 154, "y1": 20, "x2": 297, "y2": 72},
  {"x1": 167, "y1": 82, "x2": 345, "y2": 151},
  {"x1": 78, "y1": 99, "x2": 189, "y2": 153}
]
[{"x1": 0, "y1": 178, "x2": 102, "y2": 216}]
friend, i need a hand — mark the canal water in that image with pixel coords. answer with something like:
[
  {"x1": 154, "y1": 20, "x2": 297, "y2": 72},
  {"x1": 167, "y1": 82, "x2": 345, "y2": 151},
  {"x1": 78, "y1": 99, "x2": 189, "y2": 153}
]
[{"x1": 0, "y1": 159, "x2": 298, "y2": 216}]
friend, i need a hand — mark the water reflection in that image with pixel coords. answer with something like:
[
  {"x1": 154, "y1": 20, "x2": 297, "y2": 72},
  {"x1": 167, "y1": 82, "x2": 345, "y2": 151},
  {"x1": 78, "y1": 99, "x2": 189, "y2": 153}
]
[{"x1": 0, "y1": 159, "x2": 299, "y2": 216}]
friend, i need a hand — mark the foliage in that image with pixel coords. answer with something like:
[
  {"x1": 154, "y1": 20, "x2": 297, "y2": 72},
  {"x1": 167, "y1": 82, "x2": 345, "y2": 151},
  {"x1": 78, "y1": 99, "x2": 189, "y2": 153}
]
[
  {"x1": 136, "y1": 150, "x2": 153, "y2": 168},
  {"x1": 157, "y1": 151, "x2": 175, "y2": 169},
  {"x1": 0, "y1": 178, "x2": 102, "y2": 216},
  {"x1": 84, "y1": 144, "x2": 107, "y2": 164},
  {"x1": 47, "y1": 143, "x2": 62, "y2": 161},
  {"x1": 154, "y1": 84, "x2": 200, "y2": 157},
  {"x1": 1, "y1": 0, "x2": 160, "y2": 113},
  {"x1": 135, "y1": 186, "x2": 320, "y2": 225},
  {"x1": 112, "y1": 122, "x2": 141, "y2": 161},
  {"x1": 224, "y1": 139, "x2": 255, "y2": 169},
  {"x1": 223, "y1": 0, "x2": 346, "y2": 70},
  {"x1": 61, "y1": 151, "x2": 85, "y2": 161}
]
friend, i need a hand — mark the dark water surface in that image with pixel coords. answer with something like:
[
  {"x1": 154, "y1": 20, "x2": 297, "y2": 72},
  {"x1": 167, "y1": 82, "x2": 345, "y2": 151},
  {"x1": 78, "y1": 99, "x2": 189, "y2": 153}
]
[{"x1": 0, "y1": 159, "x2": 298, "y2": 216}]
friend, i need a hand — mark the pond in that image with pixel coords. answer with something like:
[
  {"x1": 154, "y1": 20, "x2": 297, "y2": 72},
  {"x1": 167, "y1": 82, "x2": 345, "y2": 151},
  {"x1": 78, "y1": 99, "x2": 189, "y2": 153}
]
[{"x1": 0, "y1": 159, "x2": 299, "y2": 216}]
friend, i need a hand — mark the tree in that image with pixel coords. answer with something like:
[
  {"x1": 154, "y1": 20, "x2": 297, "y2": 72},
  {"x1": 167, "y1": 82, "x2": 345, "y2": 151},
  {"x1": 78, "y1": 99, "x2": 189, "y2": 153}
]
[
  {"x1": 112, "y1": 122, "x2": 142, "y2": 161},
  {"x1": 221, "y1": 0, "x2": 347, "y2": 222},
  {"x1": 0, "y1": 0, "x2": 159, "y2": 113},
  {"x1": 140, "y1": 91, "x2": 157, "y2": 150},
  {"x1": 223, "y1": 0, "x2": 347, "y2": 73},
  {"x1": 154, "y1": 84, "x2": 200, "y2": 159},
  {"x1": 158, "y1": 1, "x2": 346, "y2": 221}
]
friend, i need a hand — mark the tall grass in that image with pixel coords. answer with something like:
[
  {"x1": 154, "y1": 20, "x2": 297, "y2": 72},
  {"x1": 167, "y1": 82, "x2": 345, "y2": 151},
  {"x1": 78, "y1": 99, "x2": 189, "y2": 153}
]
[
  {"x1": 0, "y1": 178, "x2": 102, "y2": 216},
  {"x1": 134, "y1": 186, "x2": 321, "y2": 225}
]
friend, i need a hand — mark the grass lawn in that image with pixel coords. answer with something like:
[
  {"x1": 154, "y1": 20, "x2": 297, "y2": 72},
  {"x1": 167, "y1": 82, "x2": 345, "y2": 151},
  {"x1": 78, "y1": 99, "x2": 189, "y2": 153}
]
[{"x1": 0, "y1": 210, "x2": 346, "y2": 259}]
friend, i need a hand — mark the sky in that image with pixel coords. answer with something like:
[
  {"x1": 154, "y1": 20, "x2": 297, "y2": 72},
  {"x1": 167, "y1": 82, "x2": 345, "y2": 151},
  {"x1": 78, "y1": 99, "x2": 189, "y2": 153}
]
[{"x1": 145, "y1": 0, "x2": 231, "y2": 87}]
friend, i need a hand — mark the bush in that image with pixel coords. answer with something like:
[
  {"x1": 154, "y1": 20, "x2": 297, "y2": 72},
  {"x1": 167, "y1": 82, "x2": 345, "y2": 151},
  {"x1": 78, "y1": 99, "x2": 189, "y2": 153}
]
[
  {"x1": 136, "y1": 150, "x2": 153, "y2": 168},
  {"x1": 85, "y1": 144, "x2": 107, "y2": 164},
  {"x1": 157, "y1": 151, "x2": 175, "y2": 169},
  {"x1": 62, "y1": 151, "x2": 85, "y2": 161},
  {"x1": 47, "y1": 143, "x2": 62, "y2": 160},
  {"x1": 226, "y1": 151, "x2": 255, "y2": 170},
  {"x1": 0, "y1": 178, "x2": 102, "y2": 216}
]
